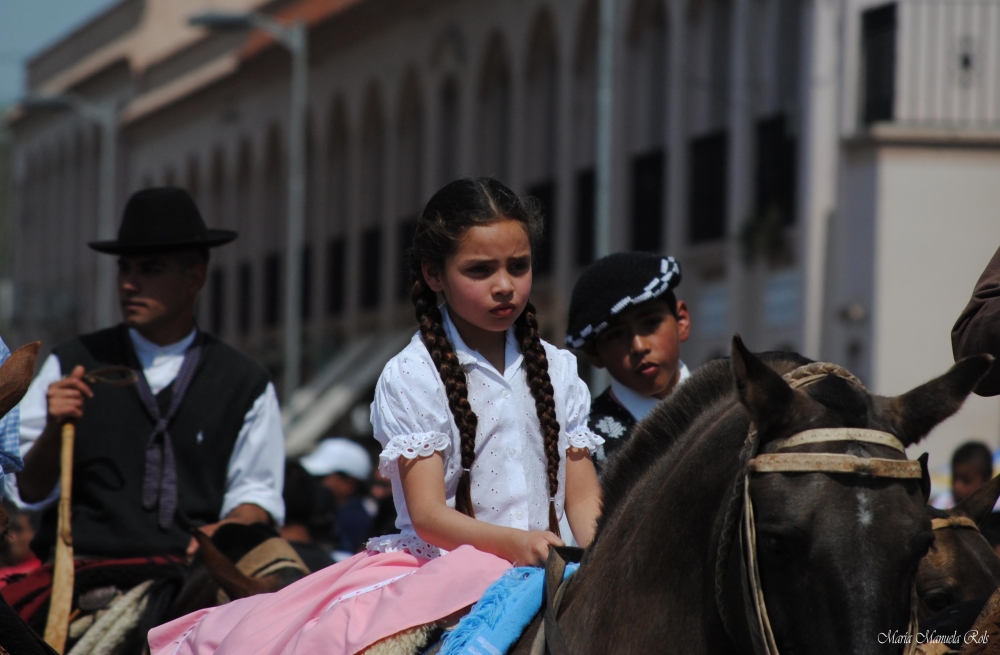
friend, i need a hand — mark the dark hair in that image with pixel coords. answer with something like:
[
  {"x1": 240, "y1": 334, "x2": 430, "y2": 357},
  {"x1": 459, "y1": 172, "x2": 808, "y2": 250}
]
[
  {"x1": 953, "y1": 441, "x2": 994, "y2": 482},
  {"x1": 284, "y1": 461, "x2": 334, "y2": 542},
  {"x1": 409, "y1": 177, "x2": 562, "y2": 535}
]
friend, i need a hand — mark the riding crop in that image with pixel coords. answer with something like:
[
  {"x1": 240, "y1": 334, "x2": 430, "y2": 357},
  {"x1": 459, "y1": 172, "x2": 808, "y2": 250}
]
[{"x1": 43, "y1": 366, "x2": 137, "y2": 654}]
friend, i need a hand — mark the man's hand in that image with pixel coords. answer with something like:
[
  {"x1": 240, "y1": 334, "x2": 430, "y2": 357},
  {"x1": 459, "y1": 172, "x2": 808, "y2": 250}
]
[
  {"x1": 46, "y1": 365, "x2": 92, "y2": 426},
  {"x1": 20, "y1": 366, "x2": 94, "y2": 503},
  {"x1": 186, "y1": 503, "x2": 272, "y2": 558}
]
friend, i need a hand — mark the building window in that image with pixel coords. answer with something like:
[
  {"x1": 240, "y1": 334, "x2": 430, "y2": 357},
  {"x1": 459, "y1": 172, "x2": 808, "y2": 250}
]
[
  {"x1": 631, "y1": 150, "x2": 664, "y2": 252},
  {"x1": 574, "y1": 169, "x2": 595, "y2": 265},
  {"x1": 264, "y1": 252, "x2": 281, "y2": 327},
  {"x1": 360, "y1": 227, "x2": 382, "y2": 310},
  {"x1": 210, "y1": 268, "x2": 225, "y2": 336},
  {"x1": 325, "y1": 237, "x2": 345, "y2": 316},
  {"x1": 238, "y1": 262, "x2": 252, "y2": 336},
  {"x1": 755, "y1": 115, "x2": 797, "y2": 225},
  {"x1": 301, "y1": 245, "x2": 312, "y2": 320},
  {"x1": 527, "y1": 180, "x2": 556, "y2": 276},
  {"x1": 398, "y1": 218, "x2": 418, "y2": 300},
  {"x1": 689, "y1": 131, "x2": 728, "y2": 244},
  {"x1": 861, "y1": 3, "x2": 897, "y2": 124}
]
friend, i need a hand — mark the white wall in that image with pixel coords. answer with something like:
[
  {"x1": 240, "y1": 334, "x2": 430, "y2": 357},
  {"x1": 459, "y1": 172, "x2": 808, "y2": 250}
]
[{"x1": 870, "y1": 144, "x2": 1000, "y2": 470}]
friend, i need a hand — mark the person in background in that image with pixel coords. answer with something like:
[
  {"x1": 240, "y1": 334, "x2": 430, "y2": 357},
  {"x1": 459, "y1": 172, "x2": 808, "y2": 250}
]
[
  {"x1": 280, "y1": 462, "x2": 334, "y2": 572},
  {"x1": 300, "y1": 438, "x2": 375, "y2": 556},
  {"x1": 0, "y1": 499, "x2": 39, "y2": 584},
  {"x1": 565, "y1": 252, "x2": 691, "y2": 469},
  {"x1": 952, "y1": 441, "x2": 994, "y2": 505},
  {"x1": 363, "y1": 469, "x2": 399, "y2": 544}
]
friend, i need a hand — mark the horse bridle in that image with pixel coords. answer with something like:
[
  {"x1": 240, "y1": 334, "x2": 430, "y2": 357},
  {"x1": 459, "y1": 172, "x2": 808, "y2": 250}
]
[{"x1": 717, "y1": 362, "x2": 923, "y2": 655}]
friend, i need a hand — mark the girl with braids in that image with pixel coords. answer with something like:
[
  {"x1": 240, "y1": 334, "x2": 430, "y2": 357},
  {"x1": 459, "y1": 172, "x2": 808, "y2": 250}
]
[{"x1": 149, "y1": 178, "x2": 603, "y2": 655}]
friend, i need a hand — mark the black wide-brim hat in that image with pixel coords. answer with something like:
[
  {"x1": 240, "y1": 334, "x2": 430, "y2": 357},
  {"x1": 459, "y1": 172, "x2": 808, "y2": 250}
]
[
  {"x1": 566, "y1": 252, "x2": 682, "y2": 349},
  {"x1": 89, "y1": 187, "x2": 237, "y2": 255}
]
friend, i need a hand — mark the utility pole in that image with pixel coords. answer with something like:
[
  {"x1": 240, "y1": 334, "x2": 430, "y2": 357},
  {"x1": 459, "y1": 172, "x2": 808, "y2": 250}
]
[
  {"x1": 190, "y1": 12, "x2": 309, "y2": 402},
  {"x1": 594, "y1": 0, "x2": 615, "y2": 259}
]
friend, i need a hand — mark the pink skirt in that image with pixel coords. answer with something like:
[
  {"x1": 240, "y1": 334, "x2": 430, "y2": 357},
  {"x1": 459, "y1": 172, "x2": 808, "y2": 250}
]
[{"x1": 148, "y1": 545, "x2": 511, "y2": 655}]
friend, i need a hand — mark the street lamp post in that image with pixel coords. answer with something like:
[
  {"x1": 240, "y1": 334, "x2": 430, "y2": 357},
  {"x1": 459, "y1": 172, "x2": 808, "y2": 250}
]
[
  {"x1": 594, "y1": 0, "x2": 615, "y2": 260},
  {"x1": 190, "y1": 12, "x2": 308, "y2": 403},
  {"x1": 22, "y1": 94, "x2": 119, "y2": 329}
]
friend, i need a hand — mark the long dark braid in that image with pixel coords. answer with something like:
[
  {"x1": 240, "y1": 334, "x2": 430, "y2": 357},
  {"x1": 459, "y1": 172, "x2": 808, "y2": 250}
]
[
  {"x1": 409, "y1": 178, "x2": 562, "y2": 535},
  {"x1": 515, "y1": 301, "x2": 562, "y2": 535},
  {"x1": 411, "y1": 277, "x2": 478, "y2": 518}
]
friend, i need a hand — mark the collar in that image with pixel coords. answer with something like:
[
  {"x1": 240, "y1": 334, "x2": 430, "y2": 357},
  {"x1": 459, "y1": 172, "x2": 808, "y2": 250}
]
[
  {"x1": 441, "y1": 305, "x2": 523, "y2": 380},
  {"x1": 128, "y1": 327, "x2": 198, "y2": 365},
  {"x1": 609, "y1": 360, "x2": 692, "y2": 421}
]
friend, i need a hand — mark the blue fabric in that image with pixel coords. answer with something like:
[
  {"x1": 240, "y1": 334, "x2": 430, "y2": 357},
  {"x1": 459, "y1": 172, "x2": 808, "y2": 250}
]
[
  {"x1": 0, "y1": 337, "x2": 23, "y2": 499},
  {"x1": 437, "y1": 562, "x2": 579, "y2": 655}
]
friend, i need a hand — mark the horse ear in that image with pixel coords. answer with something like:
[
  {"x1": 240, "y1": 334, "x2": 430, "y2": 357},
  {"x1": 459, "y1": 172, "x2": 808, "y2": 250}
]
[
  {"x1": 917, "y1": 453, "x2": 931, "y2": 502},
  {"x1": 950, "y1": 473, "x2": 1000, "y2": 527},
  {"x1": 730, "y1": 335, "x2": 795, "y2": 434},
  {"x1": 880, "y1": 355, "x2": 993, "y2": 447},
  {"x1": 0, "y1": 342, "x2": 40, "y2": 419},
  {"x1": 194, "y1": 530, "x2": 268, "y2": 600}
]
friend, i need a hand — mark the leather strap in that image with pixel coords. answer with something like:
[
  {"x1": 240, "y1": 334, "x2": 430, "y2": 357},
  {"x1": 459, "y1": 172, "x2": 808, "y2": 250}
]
[
  {"x1": 931, "y1": 516, "x2": 980, "y2": 532},
  {"x1": 748, "y1": 454, "x2": 923, "y2": 479},
  {"x1": 538, "y1": 546, "x2": 583, "y2": 655},
  {"x1": 763, "y1": 428, "x2": 905, "y2": 454}
]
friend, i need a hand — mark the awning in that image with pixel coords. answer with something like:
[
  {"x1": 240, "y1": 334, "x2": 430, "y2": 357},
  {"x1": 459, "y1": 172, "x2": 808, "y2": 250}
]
[{"x1": 282, "y1": 329, "x2": 413, "y2": 457}]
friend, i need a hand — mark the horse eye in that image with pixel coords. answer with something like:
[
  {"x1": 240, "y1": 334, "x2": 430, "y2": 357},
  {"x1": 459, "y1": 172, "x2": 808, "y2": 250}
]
[
  {"x1": 759, "y1": 532, "x2": 801, "y2": 557},
  {"x1": 924, "y1": 590, "x2": 953, "y2": 614}
]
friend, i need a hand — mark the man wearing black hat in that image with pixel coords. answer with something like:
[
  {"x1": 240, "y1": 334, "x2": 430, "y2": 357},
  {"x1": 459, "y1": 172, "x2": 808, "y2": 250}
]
[
  {"x1": 12, "y1": 188, "x2": 285, "y2": 564},
  {"x1": 566, "y1": 253, "x2": 691, "y2": 469}
]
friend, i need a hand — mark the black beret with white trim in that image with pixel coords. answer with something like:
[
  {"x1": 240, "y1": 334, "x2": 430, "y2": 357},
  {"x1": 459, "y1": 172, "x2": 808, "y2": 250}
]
[{"x1": 565, "y1": 253, "x2": 682, "y2": 348}]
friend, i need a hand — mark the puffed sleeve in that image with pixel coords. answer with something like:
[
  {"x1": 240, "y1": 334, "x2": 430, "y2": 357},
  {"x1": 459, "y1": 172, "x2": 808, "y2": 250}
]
[
  {"x1": 550, "y1": 348, "x2": 605, "y2": 453},
  {"x1": 370, "y1": 348, "x2": 455, "y2": 479}
]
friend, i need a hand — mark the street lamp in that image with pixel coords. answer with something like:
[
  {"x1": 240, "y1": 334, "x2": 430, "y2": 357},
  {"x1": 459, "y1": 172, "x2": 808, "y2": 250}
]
[
  {"x1": 22, "y1": 93, "x2": 119, "y2": 330},
  {"x1": 594, "y1": 0, "x2": 615, "y2": 260},
  {"x1": 190, "y1": 11, "x2": 308, "y2": 403}
]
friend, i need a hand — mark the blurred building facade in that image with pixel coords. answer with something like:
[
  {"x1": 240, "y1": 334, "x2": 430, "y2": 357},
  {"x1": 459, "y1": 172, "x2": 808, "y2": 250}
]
[{"x1": 7, "y1": 0, "x2": 1000, "y2": 465}]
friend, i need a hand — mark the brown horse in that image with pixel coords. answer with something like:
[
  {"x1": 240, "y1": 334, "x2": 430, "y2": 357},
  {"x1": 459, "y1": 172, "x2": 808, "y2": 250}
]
[
  {"x1": 918, "y1": 473, "x2": 1000, "y2": 619},
  {"x1": 502, "y1": 338, "x2": 990, "y2": 655}
]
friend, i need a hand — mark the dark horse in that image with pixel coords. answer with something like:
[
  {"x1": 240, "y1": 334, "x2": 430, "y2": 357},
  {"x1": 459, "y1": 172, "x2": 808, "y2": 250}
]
[{"x1": 509, "y1": 337, "x2": 991, "y2": 655}]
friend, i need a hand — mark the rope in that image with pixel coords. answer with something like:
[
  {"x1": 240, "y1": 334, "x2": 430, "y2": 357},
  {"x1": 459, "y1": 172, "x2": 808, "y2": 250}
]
[{"x1": 931, "y1": 516, "x2": 980, "y2": 532}]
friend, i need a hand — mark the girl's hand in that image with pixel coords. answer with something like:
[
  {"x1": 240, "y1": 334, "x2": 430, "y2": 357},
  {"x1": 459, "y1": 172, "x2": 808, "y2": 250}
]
[{"x1": 505, "y1": 530, "x2": 564, "y2": 567}]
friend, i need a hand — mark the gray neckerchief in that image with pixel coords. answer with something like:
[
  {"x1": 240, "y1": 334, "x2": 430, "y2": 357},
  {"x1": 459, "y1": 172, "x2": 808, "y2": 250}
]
[{"x1": 126, "y1": 329, "x2": 203, "y2": 531}]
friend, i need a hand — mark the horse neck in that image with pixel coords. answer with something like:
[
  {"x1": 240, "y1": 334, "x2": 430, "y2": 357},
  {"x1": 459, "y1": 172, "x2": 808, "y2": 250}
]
[{"x1": 568, "y1": 403, "x2": 751, "y2": 652}]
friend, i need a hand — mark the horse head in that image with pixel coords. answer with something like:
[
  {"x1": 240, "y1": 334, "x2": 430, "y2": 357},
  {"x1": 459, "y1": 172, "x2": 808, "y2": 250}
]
[
  {"x1": 918, "y1": 473, "x2": 1000, "y2": 618},
  {"x1": 731, "y1": 335, "x2": 991, "y2": 654}
]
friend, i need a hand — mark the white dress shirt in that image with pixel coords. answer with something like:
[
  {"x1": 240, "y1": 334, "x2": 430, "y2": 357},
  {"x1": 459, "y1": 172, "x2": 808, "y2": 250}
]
[
  {"x1": 11, "y1": 328, "x2": 286, "y2": 525},
  {"x1": 608, "y1": 360, "x2": 692, "y2": 423},
  {"x1": 365, "y1": 307, "x2": 603, "y2": 559}
]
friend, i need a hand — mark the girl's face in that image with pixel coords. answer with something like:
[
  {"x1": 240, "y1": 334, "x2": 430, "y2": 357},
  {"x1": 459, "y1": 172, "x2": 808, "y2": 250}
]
[{"x1": 422, "y1": 219, "x2": 533, "y2": 336}]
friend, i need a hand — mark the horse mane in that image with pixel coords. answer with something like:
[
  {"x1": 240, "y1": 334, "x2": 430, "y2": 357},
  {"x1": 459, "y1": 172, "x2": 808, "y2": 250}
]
[{"x1": 597, "y1": 352, "x2": 812, "y2": 534}]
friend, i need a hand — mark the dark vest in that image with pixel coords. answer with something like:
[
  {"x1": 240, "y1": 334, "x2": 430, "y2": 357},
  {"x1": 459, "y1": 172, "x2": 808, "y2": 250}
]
[
  {"x1": 32, "y1": 325, "x2": 271, "y2": 560},
  {"x1": 588, "y1": 387, "x2": 638, "y2": 472}
]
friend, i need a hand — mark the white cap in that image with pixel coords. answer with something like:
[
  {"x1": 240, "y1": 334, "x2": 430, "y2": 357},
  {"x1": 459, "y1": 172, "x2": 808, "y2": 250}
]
[{"x1": 300, "y1": 438, "x2": 373, "y2": 481}]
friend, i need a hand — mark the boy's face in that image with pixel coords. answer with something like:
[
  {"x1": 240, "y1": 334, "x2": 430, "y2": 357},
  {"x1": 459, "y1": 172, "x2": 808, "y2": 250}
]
[
  {"x1": 586, "y1": 298, "x2": 690, "y2": 399},
  {"x1": 952, "y1": 462, "x2": 989, "y2": 504}
]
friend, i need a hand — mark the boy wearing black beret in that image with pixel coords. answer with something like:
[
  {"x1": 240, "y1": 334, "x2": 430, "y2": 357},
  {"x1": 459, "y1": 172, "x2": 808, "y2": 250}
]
[{"x1": 566, "y1": 253, "x2": 691, "y2": 467}]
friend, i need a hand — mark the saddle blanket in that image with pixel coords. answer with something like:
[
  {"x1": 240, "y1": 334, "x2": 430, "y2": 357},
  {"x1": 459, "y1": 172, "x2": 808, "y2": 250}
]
[{"x1": 437, "y1": 562, "x2": 579, "y2": 655}]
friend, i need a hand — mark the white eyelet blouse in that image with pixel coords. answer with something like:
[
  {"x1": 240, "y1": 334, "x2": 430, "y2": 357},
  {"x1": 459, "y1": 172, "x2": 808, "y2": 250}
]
[{"x1": 366, "y1": 307, "x2": 603, "y2": 559}]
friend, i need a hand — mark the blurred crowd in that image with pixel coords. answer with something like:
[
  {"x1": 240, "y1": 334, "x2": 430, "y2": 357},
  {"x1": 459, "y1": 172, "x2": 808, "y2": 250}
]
[{"x1": 282, "y1": 437, "x2": 396, "y2": 570}]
